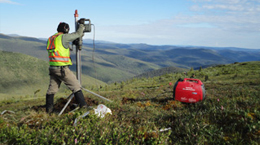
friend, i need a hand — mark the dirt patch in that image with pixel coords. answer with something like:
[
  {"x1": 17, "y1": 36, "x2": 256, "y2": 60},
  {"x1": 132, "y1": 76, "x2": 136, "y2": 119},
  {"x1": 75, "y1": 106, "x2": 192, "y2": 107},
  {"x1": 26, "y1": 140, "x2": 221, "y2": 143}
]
[
  {"x1": 122, "y1": 97, "x2": 136, "y2": 104},
  {"x1": 122, "y1": 97, "x2": 174, "y2": 105},
  {"x1": 31, "y1": 96, "x2": 99, "y2": 113}
]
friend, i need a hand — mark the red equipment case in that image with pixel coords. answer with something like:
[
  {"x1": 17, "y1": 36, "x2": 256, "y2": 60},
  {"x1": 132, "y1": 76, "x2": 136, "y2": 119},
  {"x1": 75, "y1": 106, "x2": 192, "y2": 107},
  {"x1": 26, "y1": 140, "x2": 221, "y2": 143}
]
[{"x1": 173, "y1": 78, "x2": 206, "y2": 103}]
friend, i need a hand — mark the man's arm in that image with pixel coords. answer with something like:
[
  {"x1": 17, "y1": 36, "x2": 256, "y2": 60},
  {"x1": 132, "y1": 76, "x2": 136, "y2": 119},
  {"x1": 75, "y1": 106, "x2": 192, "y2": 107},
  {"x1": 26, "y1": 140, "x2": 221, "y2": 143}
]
[{"x1": 62, "y1": 24, "x2": 85, "y2": 48}]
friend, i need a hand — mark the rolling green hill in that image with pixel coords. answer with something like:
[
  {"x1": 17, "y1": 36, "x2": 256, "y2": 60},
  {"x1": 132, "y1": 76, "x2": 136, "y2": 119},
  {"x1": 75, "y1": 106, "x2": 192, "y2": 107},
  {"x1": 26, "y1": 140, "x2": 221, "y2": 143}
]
[
  {"x1": 0, "y1": 61, "x2": 259, "y2": 144},
  {"x1": 0, "y1": 33, "x2": 162, "y2": 83},
  {"x1": 0, "y1": 51, "x2": 105, "y2": 96},
  {"x1": 82, "y1": 53, "x2": 161, "y2": 83},
  {"x1": 0, "y1": 34, "x2": 47, "y2": 61},
  {"x1": 134, "y1": 66, "x2": 188, "y2": 78},
  {"x1": 1, "y1": 33, "x2": 260, "y2": 85},
  {"x1": 0, "y1": 51, "x2": 49, "y2": 95}
]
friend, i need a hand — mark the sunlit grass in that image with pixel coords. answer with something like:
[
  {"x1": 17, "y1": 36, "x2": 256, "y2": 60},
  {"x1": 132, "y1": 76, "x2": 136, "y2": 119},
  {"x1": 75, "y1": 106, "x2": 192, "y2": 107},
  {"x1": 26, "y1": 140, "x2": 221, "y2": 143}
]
[{"x1": 0, "y1": 61, "x2": 260, "y2": 144}]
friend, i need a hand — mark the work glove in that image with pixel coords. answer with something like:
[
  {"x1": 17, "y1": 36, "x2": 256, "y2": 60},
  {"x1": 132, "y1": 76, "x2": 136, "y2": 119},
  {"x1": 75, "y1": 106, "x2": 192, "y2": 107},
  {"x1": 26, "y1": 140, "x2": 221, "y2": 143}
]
[
  {"x1": 78, "y1": 18, "x2": 85, "y2": 24},
  {"x1": 73, "y1": 38, "x2": 79, "y2": 46},
  {"x1": 72, "y1": 38, "x2": 83, "y2": 50}
]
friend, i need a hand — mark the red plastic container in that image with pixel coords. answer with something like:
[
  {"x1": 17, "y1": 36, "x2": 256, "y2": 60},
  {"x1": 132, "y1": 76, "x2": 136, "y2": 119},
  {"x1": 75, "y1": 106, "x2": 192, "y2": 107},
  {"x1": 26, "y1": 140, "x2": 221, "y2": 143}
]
[{"x1": 173, "y1": 78, "x2": 205, "y2": 103}]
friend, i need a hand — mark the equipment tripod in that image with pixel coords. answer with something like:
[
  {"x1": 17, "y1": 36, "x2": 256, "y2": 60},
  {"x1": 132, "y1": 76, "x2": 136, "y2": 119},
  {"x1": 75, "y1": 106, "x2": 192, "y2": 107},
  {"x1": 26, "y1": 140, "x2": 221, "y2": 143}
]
[{"x1": 58, "y1": 10, "x2": 112, "y2": 116}]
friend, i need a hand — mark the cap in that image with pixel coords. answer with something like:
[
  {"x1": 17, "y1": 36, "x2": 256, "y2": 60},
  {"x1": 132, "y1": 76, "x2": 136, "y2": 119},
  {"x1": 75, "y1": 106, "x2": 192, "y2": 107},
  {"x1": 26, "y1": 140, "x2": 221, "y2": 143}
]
[{"x1": 57, "y1": 22, "x2": 70, "y2": 34}]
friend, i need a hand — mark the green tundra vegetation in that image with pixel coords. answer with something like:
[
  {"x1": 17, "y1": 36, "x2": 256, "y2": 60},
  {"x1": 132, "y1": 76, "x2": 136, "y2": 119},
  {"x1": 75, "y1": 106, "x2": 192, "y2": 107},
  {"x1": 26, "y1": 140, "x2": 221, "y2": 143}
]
[
  {"x1": 0, "y1": 50, "x2": 106, "y2": 98},
  {"x1": 0, "y1": 61, "x2": 260, "y2": 144}
]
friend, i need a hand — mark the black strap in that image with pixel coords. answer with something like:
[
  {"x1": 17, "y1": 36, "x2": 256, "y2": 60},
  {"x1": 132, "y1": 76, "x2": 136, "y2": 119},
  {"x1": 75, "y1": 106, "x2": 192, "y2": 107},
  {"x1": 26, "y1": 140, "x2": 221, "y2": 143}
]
[{"x1": 60, "y1": 66, "x2": 66, "y2": 77}]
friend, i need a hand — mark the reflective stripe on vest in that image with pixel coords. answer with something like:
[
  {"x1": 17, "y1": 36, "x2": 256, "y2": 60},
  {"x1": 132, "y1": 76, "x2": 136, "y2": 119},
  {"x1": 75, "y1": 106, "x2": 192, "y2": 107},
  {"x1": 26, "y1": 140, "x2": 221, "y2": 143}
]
[
  {"x1": 49, "y1": 56, "x2": 70, "y2": 62},
  {"x1": 47, "y1": 33, "x2": 60, "y2": 50},
  {"x1": 47, "y1": 33, "x2": 72, "y2": 66}
]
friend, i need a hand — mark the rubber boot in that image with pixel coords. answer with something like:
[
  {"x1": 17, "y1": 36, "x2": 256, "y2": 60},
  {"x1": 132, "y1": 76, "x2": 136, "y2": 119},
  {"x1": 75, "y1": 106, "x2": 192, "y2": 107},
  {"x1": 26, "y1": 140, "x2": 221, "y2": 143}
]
[
  {"x1": 46, "y1": 94, "x2": 54, "y2": 113},
  {"x1": 74, "y1": 90, "x2": 87, "y2": 108}
]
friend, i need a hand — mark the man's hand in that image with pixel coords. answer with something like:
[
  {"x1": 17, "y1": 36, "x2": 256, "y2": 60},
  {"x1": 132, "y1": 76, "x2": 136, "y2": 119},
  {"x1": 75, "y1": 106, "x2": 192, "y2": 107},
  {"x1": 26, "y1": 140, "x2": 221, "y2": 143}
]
[
  {"x1": 72, "y1": 37, "x2": 84, "y2": 50},
  {"x1": 73, "y1": 38, "x2": 79, "y2": 46}
]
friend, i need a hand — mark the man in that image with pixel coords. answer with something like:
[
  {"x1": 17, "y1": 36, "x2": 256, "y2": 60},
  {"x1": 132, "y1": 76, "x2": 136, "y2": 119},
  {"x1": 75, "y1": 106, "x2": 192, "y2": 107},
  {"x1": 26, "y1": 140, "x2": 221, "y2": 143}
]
[{"x1": 45, "y1": 20, "x2": 87, "y2": 113}]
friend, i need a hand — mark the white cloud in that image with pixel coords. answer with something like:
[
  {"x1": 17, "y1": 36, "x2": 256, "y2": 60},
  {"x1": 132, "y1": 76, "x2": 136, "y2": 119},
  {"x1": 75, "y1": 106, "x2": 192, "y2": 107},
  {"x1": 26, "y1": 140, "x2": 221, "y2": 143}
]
[
  {"x1": 191, "y1": 0, "x2": 260, "y2": 12},
  {"x1": 187, "y1": 0, "x2": 260, "y2": 33},
  {"x1": 0, "y1": 0, "x2": 20, "y2": 5},
  {"x1": 97, "y1": 0, "x2": 260, "y2": 48}
]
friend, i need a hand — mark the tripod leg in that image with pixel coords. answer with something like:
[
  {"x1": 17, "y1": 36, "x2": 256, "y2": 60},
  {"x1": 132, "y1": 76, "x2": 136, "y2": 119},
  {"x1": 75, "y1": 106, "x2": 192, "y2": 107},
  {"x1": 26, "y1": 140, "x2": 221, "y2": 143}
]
[{"x1": 58, "y1": 93, "x2": 74, "y2": 116}]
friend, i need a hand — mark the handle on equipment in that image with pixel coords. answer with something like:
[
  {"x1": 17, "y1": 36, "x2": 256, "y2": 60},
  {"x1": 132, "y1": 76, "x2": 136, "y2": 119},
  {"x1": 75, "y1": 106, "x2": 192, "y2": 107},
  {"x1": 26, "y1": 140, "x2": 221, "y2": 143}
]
[
  {"x1": 183, "y1": 78, "x2": 202, "y2": 84},
  {"x1": 85, "y1": 19, "x2": 91, "y2": 25}
]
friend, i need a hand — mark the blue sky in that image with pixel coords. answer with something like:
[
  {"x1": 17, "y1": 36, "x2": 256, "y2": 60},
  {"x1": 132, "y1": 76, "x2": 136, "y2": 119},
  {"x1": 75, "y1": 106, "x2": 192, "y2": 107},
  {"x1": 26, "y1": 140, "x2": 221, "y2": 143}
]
[{"x1": 0, "y1": 0, "x2": 260, "y2": 49}]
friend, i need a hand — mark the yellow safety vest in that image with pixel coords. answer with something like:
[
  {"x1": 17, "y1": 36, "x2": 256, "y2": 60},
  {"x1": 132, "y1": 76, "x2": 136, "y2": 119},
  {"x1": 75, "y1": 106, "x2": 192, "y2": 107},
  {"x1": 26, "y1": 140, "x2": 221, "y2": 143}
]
[{"x1": 46, "y1": 33, "x2": 72, "y2": 66}]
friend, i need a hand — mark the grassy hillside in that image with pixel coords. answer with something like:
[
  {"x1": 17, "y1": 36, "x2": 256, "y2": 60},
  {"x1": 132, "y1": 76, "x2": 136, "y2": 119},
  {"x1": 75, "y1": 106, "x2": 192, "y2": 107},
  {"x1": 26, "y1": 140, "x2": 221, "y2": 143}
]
[
  {"x1": 87, "y1": 42, "x2": 260, "y2": 68},
  {"x1": 1, "y1": 33, "x2": 260, "y2": 84},
  {"x1": 0, "y1": 61, "x2": 259, "y2": 144},
  {"x1": 0, "y1": 51, "x2": 105, "y2": 97},
  {"x1": 218, "y1": 49, "x2": 260, "y2": 62},
  {"x1": 0, "y1": 34, "x2": 48, "y2": 61},
  {"x1": 135, "y1": 66, "x2": 188, "y2": 78},
  {"x1": 164, "y1": 48, "x2": 230, "y2": 66},
  {"x1": 70, "y1": 46, "x2": 161, "y2": 83},
  {"x1": 0, "y1": 34, "x2": 162, "y2": 83},
  {"x1": 0, "y1": 51, "x2": 49, "y2": 95}
]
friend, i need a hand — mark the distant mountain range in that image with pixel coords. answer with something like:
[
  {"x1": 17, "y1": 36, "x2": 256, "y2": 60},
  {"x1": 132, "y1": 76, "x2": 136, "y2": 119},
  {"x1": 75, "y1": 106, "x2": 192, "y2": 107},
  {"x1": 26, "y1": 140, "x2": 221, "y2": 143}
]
[
  {"x1": 1, "y1": 33, "x2": 259, "y2": 83},
  {"x1": 83, "y1": 39, "x2": 260, "y2": 68}
]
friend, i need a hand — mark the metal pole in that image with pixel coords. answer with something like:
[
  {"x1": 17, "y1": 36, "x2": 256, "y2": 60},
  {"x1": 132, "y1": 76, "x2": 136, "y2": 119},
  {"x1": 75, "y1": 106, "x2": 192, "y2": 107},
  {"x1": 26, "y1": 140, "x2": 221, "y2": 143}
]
[
  {"x1": 81, "y1": 87, "x2": 112, "y2": 102},
  {"x1": 58, "y1": 93, "x2": 74, "y2": 116},
  {"x1": 59, "y1": 10, "x2": 80, "y2": 116},
  {"x1": 74, "y1": 10, "x2": 81, "y2": 84}
]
